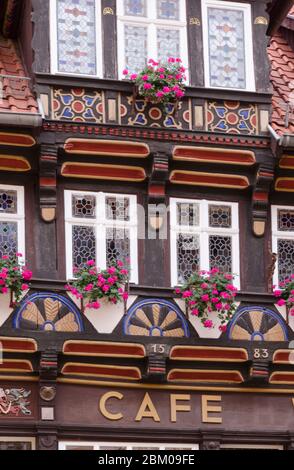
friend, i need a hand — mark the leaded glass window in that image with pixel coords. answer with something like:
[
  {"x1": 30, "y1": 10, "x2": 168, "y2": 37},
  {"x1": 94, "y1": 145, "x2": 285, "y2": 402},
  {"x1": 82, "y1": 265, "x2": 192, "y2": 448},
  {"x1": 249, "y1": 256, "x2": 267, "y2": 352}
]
[
  {"x1": 157, "y1": 0, "x2": 179, "y2": 20},
  {"x1": 117, "y1": 0, "x2": 188, "y2": 76},
  {"x1": 124, "y1": 0, "x2": 146, "y2": 16},
  {"x1": 51, "y1": 0, "x2": 102, "y2": 76},
  {"x1": 0, "y1": 186, "x2": 25, "y2": 259},
  {"x1": 124, "y1": 24, "x2": 148, "y2": 72},
  {"x1": 65, "y1": 191, "x2": 138, "y2": 282},
  {"x1": 170, "y1": 199, "x2": 239, "y2": 286},
  {"x1": 202, "y1": 1, "x2": 255, "y2": 91},
  {"x1": 272, "y1": 206, "x2": 294, "y2": 285},
  {"x1": 157, "y1": 29, "x2": 180, "y2": 62}
]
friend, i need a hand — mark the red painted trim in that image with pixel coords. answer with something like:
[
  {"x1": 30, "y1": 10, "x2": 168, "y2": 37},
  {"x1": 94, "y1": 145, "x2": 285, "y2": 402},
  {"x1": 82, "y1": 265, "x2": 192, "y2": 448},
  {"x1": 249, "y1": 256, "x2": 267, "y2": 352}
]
[
  {"x1": 170, "y1": 171, "x2": 249, "y2": 188},
  {"x1": 39, "y1": 177, "x2": 57, "y2": 186},
  {"x1": 0, "y1": 157, "x2": 30, "y2": 171},
  {"x1": 62, "y1": 364, "x2": 141, "y2": 380},
  {"x1": 252, "y1": 192, "x2": 269, "y2": 202},
  {"x1": 61, "y1": 163, "x2": 146, "y2": 181},
  {"x1": 63, "y1": 342, "x2": 146, "y2": 358},
  {"x1": 0, "y1": 338, "x2": 37, "y2": 352},
  {"x1": 64, "y1": 139, "x2": 150, "y2": 157},
  {"x1": 170, "y1": 347, "x2": 248, "y2": 362},
  {"x1": 0, "y1": 133, "x2": 36, "y2": 147},
  {"x1": 173, "y1": 146, "x2": 255, "y2": 165},
  {"x1": 168, "y1": 370, "x2": 243, "y2": 383}
]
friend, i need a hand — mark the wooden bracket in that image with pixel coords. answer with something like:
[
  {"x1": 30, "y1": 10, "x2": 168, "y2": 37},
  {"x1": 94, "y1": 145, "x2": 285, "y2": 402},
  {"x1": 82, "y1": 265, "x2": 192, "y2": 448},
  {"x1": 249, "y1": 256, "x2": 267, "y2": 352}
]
[
  {"x1": 252, "y1": 163, "x2": 274, "y2": 237},
  {"x1": 148, "y1": 152, "x2": 169, "y2": 203},
  {"x1": 39, "y1": 144, "x2": 58, "y2": 222},
  {"x1": 249, "y1": 360, "x2": 269, "y2": 383}
]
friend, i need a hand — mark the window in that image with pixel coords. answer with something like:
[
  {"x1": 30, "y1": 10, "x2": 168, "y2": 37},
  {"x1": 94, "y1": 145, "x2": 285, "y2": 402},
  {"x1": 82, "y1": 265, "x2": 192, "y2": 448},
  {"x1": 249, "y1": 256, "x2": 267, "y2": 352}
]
[
  {"x1": 0, "y1": 437, "x2": 35, "y2": 450},
  {"x1": 271, "y1": 206, "x2": 294, "y2": 286},
  {"x1": 202, "y1": 0, "x2": 255, "y2": 91},
  {"x1": 170, "y1": 198, "x2": 239, "y2": 287},
  {"x1": 64, "y1": 191, "x2": 138, "y2": 282},
  {"x1": 50, "y1": 0, "x2": 102, "y2": 76},
  {"x1": 59, "y1": 441, "x2": 198, "y2": 450},
  {"x1": 0, "y1": 185, "x2": 25, "y2": 259},
  {"x1": 117, "y1": 0, "x2": 188, "y2": 75}
]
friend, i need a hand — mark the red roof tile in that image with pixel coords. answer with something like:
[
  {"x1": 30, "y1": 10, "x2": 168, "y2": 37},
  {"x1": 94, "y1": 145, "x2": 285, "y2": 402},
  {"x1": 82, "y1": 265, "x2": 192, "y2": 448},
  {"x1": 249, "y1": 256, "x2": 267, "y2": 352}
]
[
  {"x1": 268, "y1": 33, "x2": 294, "y2": 135},
  {"x1": 0, "y1": 35, "x2": 38, "y2": 114}
]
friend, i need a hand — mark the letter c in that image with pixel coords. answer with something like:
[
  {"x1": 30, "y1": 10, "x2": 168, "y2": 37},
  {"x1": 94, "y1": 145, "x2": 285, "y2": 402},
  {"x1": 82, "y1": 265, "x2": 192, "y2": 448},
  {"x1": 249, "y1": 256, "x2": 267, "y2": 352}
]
[{"x1": 99, "y1": 391, "x2": 123, "y2": 421}]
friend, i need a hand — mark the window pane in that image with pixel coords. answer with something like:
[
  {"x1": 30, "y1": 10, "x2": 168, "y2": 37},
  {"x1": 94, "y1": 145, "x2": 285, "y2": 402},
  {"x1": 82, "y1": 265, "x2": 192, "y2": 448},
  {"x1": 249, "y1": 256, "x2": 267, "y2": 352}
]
[
  {"x1": 106, "y1": 197, "x2": 130, "y2": 221},
  {"x1": 177, "y1": 233, "x2": 200, "y2": 283},
  {"x1": 72, "y1": 225, "x2": 96, "y2": 269},
  {"x1": 157, "y1": 28, "x2": 180, "y2": 62},
  {"x1": 124, "y1": 0, "x2": 146, "y2": 16},
  {"x1": 209, "y1": 205, "x2": 232, "y2": 228},
  {"x1": 209, "y1": 235, "x2": 232, "y2": 273},
  {"x1": 157, "y1": 0, "x2": 179, "y2": 20},
  {"x1": 176, "y1": 202, "x2": 199, "y2": 226},
  {"x1": 207, "y1": 7, "x2": 246, "y2": 89},
  {"x1": 56, "y1": 0, "x2": 97, "y2": 75},
  {"x1": 72, "y1": 194, "x2": 96, "y2": 218},
  {"x1": 278, "y1": 209, "x2": 294, "y2": 231},
  {"x1": 0, "y1": 442, "x2": 32, "y2": 451},
  {"x1": 278, "y1": 239, "x2": 294, "y2": 282},
  {"x1": 0, "y1": 222, "x2": 17, "y2": 258},
  {"x1": 124, "y1": 24, "x2": 147, "y2": 72},
  {"x1": 0, "y1": 190, "x2": 17, "y2": 214},
  {"x1": 106, "y1": 228, "x2": 130, "y2": 266}
]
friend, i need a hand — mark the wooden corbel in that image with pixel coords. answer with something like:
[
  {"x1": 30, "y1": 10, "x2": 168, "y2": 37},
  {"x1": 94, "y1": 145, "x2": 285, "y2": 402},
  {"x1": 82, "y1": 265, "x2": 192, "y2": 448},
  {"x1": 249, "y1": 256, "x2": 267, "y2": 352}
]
[
  {"x1": 148, "y1": 152, "x2": 169, "y2": 204},
  {"x1": 251, "y1": 163, "x2": 274, "y2": 237},
  {"x1": 39, "y1": 144, "x2": 58, "y2": 223}
]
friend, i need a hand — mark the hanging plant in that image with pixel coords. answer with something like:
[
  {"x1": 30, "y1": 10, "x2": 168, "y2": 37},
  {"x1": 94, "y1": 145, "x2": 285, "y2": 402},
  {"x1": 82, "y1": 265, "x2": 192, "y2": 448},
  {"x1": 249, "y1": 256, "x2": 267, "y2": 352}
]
[
  {"x1": 65, "y1": 260, "x2": 129, "y2": 312},
  {"x1": 175, "y1": 268, "x2": 238, "y2": 331},
  {"x1": 0, "y1": 253, "x2": 32, "y2": 308},
  {"x1": 273, "y1": 275, "x2": 294, "y2": 316},
  {"x1": 123, "y1": 57, "x2": 186, "y2": 108}
]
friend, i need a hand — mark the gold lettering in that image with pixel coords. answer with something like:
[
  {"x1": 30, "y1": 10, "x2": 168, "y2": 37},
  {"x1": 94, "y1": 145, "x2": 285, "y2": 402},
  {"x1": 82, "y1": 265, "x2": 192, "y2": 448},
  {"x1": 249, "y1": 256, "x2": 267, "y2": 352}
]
[
  {"x1": 170, "y1": 394, "x2": 191, "y2": 422},
  {"x1": 135, "y1": 393, "x2": 160, "y2": 422},
  {"x1": 201, "y1": 395, "x2": 222, "y2": 424},
  {"x1": 99, "y1": 391, "x2": 123, "y2": 421}
]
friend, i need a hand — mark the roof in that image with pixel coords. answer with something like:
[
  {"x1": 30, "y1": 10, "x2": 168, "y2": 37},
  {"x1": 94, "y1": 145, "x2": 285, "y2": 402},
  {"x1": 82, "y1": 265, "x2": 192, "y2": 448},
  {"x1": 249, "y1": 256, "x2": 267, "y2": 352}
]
[
  {"x1": 0, "y1": 35, "x2": 38, "y2": 114},
  {"x1": 268, "y1": 32, "x2": 294, "y2": 135}
]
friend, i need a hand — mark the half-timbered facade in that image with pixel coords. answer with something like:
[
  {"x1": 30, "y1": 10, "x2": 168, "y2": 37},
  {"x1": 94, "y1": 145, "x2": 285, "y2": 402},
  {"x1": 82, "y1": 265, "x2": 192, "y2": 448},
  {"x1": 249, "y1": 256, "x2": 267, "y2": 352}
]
[{"x1": 0, "y1": 0, "x2": 294, "y2": 451}]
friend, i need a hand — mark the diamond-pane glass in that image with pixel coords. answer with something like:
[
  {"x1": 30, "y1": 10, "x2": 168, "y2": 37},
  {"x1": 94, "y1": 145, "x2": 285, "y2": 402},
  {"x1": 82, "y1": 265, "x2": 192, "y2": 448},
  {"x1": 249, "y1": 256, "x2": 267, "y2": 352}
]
[
  {"x1": 106, "y1": 227, "x2": 130, "y2": 266},
  {"x1": 207, "y1": 7, "x2": 246, "y2": 89},
  {"x1": 176, "y1": 202, "x2": 199, "y2": 226},
  {"x1": 124, "y1": 0, "x2": 146, "y2": 16},
  {"x1": 157, "y1": 28, "x2": 180, "y2": 62},
  {"x1": 278, "y1": 239, "x2": 294, "y2": 282},
  {"x1": 209, "y1": 205, "x2": 232, "y2": 228},
  {"x1": 177, "y1": 233, "x2": 200, "y2": 283},
  {"x1": 157, "y1": 0, "x2": 179, "y2": 20},
  {"x1": 72, "y1": 225, "x2": 96, "y2": 269},
  {"x1": 0, "y1": 222, "x2": 17, "y2": 258},
  {"x1": 124, "y1": 24, "x2": 147, "y2": 72},
  {"x1": 106, "y1": 197, "x2": 130, "y2": 221},
  {"x1": 0, "y1": 190, "x2": 17, "y2": 214},
  {"x1": 56, "y1": 0, "x2": 97, "y2": 75},
  {"x1": 209, "y1": 235, "x2": 232, "y2": 273},
  {"x1": 278, "y1": 210, "x2": 294, "y2": 231},
  {"x1": 72, "y1": 194, "x2": 96, "y2": 218}
]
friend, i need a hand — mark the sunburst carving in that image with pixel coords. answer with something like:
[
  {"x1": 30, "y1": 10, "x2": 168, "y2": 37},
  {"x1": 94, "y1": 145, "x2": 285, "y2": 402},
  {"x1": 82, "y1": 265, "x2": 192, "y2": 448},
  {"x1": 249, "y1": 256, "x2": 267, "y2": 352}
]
[
  {"x1": 125, "y1": 300, "x2": 189, "y2": 337},
  {"x1": 14, "y1": 293, "x2": 83, "y2": 332},
  {"x1": 228, "y1": 307, "x2": 287, "y2": 342}
]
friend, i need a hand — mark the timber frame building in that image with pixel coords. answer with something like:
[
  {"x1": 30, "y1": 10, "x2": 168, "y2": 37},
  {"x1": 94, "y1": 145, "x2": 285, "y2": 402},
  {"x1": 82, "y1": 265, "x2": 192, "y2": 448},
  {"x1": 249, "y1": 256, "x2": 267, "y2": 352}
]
[{"x1": 0, "y1": 0, "x2": 294, "y2": 451}]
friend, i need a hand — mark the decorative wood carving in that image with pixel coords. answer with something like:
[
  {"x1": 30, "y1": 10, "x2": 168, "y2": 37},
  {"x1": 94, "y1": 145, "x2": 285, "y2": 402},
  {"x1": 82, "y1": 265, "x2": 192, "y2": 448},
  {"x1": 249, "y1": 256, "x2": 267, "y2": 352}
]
[
  {"x1": 38, "y1": 435, "x2": 58, "y2": 451},
  {"x1": 148, "y1": 152, "x2": 169, "y2": 203},
  {"x1": 40, "y1": 144, "x2": 58, "y2": 222},
  {"x1": 202, "y1": 441, "x2": 220, "y2": 450},
  {"x1": 252, "y1": 163, "x2": 274, "y2": 237},
  {"x1": 40, "y1": 350, "x2": 58, "y2": 381}
]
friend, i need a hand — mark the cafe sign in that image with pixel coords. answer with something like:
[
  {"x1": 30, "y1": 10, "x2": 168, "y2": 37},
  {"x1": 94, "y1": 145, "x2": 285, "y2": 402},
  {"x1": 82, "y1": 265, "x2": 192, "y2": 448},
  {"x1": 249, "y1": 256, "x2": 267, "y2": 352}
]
[{"x1": 56, "y1": 385, "x2": 294, "y2": 432}]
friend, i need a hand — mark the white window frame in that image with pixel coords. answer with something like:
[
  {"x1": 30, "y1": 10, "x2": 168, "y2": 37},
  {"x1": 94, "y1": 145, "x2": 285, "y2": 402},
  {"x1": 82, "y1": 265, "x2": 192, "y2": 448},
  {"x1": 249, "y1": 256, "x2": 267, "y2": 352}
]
[
  {"x1": 59, "y1": 440, "x2": 198, "y2": 450},
  {"x1": 0, "y1": 185, "x2": 25, "y2": 259},
  {"x1": 170, "y1": 198, "x2": 240, "y2": 288},
  {"x1": 202, "y1": 0, "x2": 255, "y2": 91},
  {"x1": 50, "y1": 0, "x2": 103, "y2": 77},
  {"x1": 117, "y1": 0, "x2": 188, "y2": 79},
  {"x1": 271, "y1": 205, "x2": 294, "y2": 287},
  {"x1": 0, "y1": 437, "x2": 36, "y2": 450},
  {"x1": 64, "y1": 190, "x2": 138, "y2": 283}
]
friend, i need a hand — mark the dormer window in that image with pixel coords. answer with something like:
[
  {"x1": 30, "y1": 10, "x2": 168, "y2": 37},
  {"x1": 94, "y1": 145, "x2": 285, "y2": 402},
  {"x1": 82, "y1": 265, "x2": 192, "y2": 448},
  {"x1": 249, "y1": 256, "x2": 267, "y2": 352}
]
[
  {"x1": 50, "y1": 0, "x2": 102, "y2": 77},
  {"x1": 202, "y1": 0, "x2": 255, "y2": 91},
  {"x1": 117, "y1": 0, "x2": 188, "y2": 77}
]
